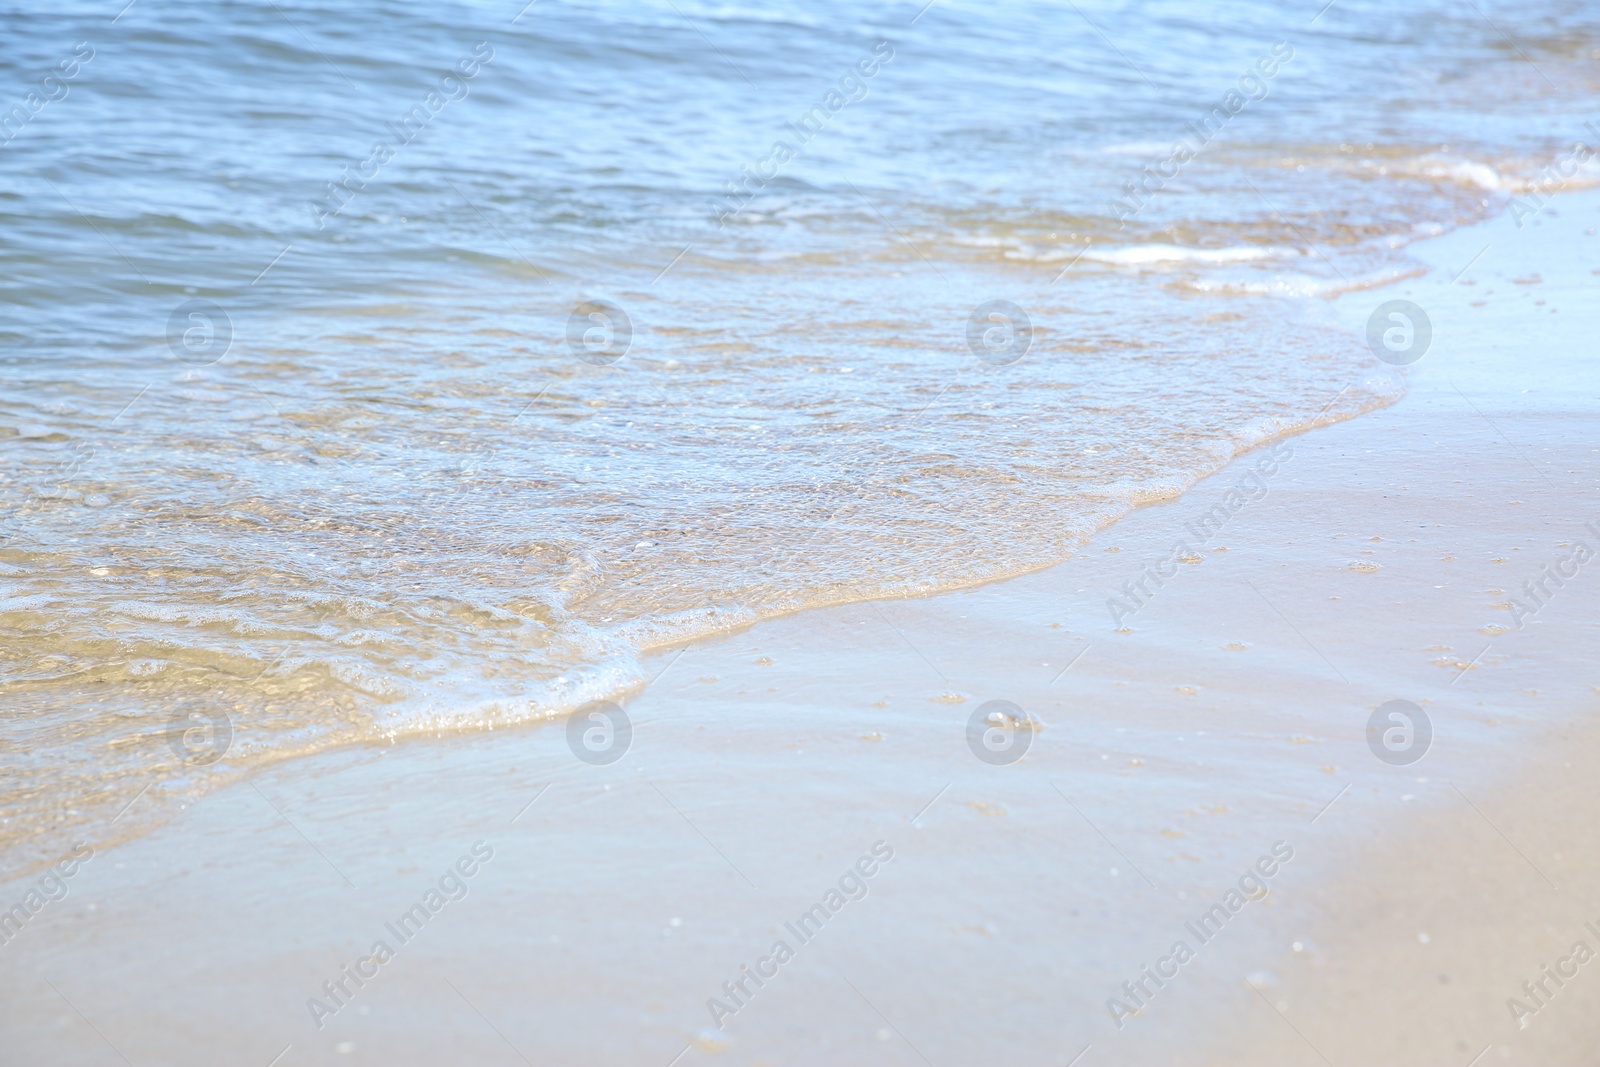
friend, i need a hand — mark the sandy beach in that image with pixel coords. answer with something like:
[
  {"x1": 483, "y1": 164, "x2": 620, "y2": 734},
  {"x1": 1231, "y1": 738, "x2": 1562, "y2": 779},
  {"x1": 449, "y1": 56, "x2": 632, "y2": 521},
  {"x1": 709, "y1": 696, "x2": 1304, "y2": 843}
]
[{"x1": 4, "y1": 169, "x2": 1597, "y2": 1067}]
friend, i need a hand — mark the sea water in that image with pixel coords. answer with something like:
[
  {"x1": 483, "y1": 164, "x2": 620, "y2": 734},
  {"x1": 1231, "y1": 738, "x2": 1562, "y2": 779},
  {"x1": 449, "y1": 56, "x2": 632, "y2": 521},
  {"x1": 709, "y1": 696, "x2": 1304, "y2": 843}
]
[{"x1": 2, "y1": 0, "x2": 1596, "y2": 870}]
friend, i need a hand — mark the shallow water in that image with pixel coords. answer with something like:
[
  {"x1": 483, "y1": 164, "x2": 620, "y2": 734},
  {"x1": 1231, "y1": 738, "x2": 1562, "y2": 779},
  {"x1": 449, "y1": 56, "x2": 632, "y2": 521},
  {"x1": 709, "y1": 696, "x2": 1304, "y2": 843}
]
[{"x1": 2, "y1": 0, "x2": 1597, "y2": 870}]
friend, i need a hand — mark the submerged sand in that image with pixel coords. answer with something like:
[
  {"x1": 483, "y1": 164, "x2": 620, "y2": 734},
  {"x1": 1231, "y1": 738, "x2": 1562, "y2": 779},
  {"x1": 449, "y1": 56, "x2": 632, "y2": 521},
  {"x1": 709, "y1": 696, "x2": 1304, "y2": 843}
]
[{"x1": 2, "y1": 192, "x2": 1598, "y2": 1066}]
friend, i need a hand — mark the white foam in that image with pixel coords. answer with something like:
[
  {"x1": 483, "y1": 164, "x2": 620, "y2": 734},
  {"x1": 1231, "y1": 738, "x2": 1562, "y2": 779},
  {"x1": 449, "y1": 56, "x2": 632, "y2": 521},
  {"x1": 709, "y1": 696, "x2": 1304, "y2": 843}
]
[
  {"x1": 1085, "y1": 244, "x2": 1280, "y2": 266},
  {"x1": 1181, "y1": 265, "x2": 1428, "y2": 299},
  {"x1": 1100, "y1": 140, "x2": 1176, "y2": 156},
  {"x1": 1421, "y1": 160, "x2": 1503, "y2": 191}
]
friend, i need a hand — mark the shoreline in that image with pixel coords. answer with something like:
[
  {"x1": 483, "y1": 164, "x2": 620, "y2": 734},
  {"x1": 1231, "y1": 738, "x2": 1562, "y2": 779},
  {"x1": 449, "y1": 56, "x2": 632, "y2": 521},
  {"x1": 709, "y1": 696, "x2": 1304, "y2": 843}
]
[
  {"x1": 4, "y1": 189, "x2": 1598, "y2": 1066},
  {"x1": 0, "y1": 355, "x2": 1405, "y2": 888}
]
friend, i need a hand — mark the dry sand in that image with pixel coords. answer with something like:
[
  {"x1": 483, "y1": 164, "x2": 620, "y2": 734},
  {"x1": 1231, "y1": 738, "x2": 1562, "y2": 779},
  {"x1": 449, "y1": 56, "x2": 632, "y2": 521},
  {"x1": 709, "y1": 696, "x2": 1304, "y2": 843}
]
[{"x1": 2, "y1": 191, "x2": 1598, "y2": 1067}]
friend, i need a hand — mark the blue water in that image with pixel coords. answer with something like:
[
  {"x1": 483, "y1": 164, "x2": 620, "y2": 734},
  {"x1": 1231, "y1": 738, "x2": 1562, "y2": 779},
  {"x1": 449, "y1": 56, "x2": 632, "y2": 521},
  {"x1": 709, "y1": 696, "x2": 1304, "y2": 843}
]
[{"x1": 2, "y1": 0, "x2": 1596, "y2": 869}]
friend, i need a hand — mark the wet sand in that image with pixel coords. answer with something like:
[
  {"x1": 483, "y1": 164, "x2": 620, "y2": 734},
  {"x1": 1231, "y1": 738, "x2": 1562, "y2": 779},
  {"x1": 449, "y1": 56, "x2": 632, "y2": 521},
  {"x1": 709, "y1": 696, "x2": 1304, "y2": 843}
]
[{"x1": 3, "y1": 191, "x2": 1598, "y2": 1066}]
